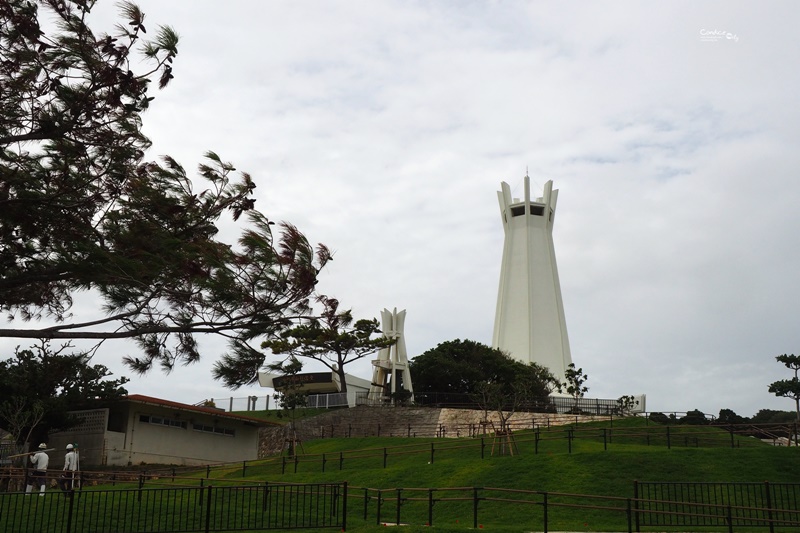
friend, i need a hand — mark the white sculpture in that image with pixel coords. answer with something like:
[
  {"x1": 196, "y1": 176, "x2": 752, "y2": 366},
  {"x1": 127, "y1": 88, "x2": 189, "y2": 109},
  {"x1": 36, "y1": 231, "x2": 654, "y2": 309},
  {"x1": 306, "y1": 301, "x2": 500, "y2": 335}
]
[
  {"x1": 492, "y1": 176, "x2": 573, "y2": 380},
  {"x1": 369, "y1": 308, "x2": 413, "y2": 403}
]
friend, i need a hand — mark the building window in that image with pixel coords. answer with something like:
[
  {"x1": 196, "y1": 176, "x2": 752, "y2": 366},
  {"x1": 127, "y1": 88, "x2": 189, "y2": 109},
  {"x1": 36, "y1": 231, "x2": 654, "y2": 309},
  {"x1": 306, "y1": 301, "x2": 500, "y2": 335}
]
[
  {"x1": 139, "y1": 414, "x2": 187, "y2": 429},
  {"x1": 192, "y1": 423, "x2": 235, "y2": 437},
  {"x1": 510, "y1": 204, "x2": 545, "y2": 217}
]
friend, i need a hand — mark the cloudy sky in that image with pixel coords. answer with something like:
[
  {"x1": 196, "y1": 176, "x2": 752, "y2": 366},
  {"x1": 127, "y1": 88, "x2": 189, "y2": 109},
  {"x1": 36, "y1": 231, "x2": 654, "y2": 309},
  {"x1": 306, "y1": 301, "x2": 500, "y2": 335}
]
[{"x1": 7, "y1": 1, "x2": 800, "y2": 417}]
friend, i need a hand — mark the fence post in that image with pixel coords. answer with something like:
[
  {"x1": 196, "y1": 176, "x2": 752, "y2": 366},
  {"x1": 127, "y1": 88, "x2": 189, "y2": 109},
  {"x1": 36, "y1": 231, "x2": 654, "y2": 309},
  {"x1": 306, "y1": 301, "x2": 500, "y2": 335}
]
[
  {"x1": 666, "y1": 426, "x2": 671, "y2": 449},
  {"x1": 535, "y1": 427, "x2": 540, "y2": 454},
  {"x1": 383, "y1": 448, "x2": 388, "y2": 469},
  {"x1": 428, "y1": 489, "x2": 434, "y2": 526},
  {"x1": 376, "y1": 490, "x2": 383, "y2": 525},
  {"x1": 363, "y1": 488, "x2": 370, "y2": 520},
  {"x1": 603, "y1": 428, "x2": 607, "y2": 451},
  {"x1": 294, "y1": 454, "x2": 299, "y2": 473},
  {"x1": 205, "y1": 485, "x2": 213, "y2": 533},
  {"x1": 262, "y1": 481, "x2": 269, "y2": 512},
  {"x1": 727, "y1": 504, "x2": 733, "y2": 533},
  {"x1": 339, "y1": 451, "x2": 344, "y2": 470},
  {"x1": 764, "y1": 480, "x2": 774, "y2": 533},
  {"x1": 396, "y1": 488, "x2": 402, "y2": 526},
  {"x1": 281, "y1": 456, "x2": 286, "y2": 475},
  {"x1": 322, "y1": 453, "x2": 327, "y2": 472},
  {"x1": 342, "y1": 482, "x2": 348, "y2": 531},
  {"x1": 66, "y1": 485, "x2": 76, "y2": 533},
  {"x1": 729, "y1": 425, "x2": 735, "y2": 448},
  {"x1": 626, "y1": 498, "x2": 632, "y2": 533},
  {"x1": 543, "y1": 491, "x2": 548, "y2": 533},
  {"x1": 480, "y1": 437, "x2": 485, "y2": 459},
  {"x1": 473, "y1": 487, "x2": 480, "y2": 529},
  {"x1": 242, "y1": 461, "x2": 246, "y2": 477},
  {"x1": 633, "y1": 481, "x2": 640, "y2": 533},
  {"x1": 206, "y1": 465, "x2": 211, "y2": 478},
  {"x1": 430, "y1": 443, "x2": 435, "y2": 464}
]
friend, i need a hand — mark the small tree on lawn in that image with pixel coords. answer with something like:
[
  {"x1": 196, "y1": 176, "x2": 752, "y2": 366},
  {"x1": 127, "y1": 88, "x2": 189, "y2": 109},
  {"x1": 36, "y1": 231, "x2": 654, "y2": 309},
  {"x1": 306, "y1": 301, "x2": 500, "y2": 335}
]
[
  {"x1": 616, "y1": 395, "x2": 639, "y2": 415},
  {"x1": 769, "y1": 354, "x2": 800, "y2": 423},
  {"x1": 561, "y1": 363, "x2": 589, "y2": 413},
  {"x1": 473, "y1": 362, "x2": 557, "y2": 452},
  {"x1": 267, "y1": 356, "x2": 307, "y2": 456}
]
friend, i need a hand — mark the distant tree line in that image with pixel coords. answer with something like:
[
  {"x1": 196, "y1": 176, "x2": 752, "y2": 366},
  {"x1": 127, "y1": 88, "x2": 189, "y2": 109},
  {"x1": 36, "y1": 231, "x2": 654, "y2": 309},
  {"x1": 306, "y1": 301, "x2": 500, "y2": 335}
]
[{"x1": 647, "y1": 408, "x2": 798, "y2": 426}]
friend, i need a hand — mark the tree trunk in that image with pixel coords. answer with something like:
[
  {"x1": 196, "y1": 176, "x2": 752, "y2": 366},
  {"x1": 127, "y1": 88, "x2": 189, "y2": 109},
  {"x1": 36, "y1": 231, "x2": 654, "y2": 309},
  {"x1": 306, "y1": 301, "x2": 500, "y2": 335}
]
[{"x1": 337, "y1": 366, "x2": 348, "y2": 393}]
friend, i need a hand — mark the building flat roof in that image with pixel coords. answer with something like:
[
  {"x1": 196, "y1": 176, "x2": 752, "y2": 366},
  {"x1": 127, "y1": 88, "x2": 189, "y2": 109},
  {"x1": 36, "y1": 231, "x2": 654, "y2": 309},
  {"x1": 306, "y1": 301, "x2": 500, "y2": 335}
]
[{"x1": 122, "y1": 394, "x2": 279, "y2": 427}]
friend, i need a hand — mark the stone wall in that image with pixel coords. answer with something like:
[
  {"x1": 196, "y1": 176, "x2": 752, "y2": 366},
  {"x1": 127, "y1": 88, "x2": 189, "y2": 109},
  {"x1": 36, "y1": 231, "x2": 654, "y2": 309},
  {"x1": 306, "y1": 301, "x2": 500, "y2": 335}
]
[{"x1": 259, "y1": 406, "x2": 607, "y2": 456}]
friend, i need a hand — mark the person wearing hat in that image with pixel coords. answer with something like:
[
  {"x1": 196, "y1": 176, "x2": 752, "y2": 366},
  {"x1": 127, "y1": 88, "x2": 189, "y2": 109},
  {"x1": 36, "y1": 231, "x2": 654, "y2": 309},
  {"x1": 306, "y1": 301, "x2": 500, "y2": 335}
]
[
  {"x1": 58, "y1": 443, "x2": 79, "y2": 493},
  {"x1": 25, "y1": 443, "x2": 49, "y2": 496}
]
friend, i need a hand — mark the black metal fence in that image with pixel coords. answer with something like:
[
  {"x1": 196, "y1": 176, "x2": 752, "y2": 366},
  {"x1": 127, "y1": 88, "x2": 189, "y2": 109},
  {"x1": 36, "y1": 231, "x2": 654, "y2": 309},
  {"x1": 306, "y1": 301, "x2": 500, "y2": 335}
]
[
  {"x1": 355, "y1": 391, "x2": 632, "y2": 414},
  {"x1": 352, "y1": 484, "x2": 800, "y2": 532},
  {"x1": 634, "y1": 481, "x2": 800, "y2": 531},
  {"x1": 0, "y1": 482, "x2": 347, "y2": 532}
]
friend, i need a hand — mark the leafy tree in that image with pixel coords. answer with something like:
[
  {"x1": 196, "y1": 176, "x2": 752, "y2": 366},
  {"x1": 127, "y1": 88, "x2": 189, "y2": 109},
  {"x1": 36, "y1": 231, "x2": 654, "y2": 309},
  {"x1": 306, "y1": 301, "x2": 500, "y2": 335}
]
[
  {"x1": 717, "y1": 408, "x2": 748, "y2": 425},
  {"x1": 409, "y1": 339, "x2": 557, "y2": 406},
  {"x1": 215, "y1": 296, "x2": 394, "y2": 391},
  {"x1": 615, "y1": 395, "x2": 639, "y2": 415},
  {"x1": 266, "y1": 356, "x2": 306, "y2": 456},
  {"x1": 769, "y1": 354, "x2": 800, "y2": 422},
  {"x1": 679, "y1": 409, "x2": 710, "y2": 425},
  {"x1": 751, "y1": 409, "x2": 796, "y2": 424},
  {"x1": 268, "y1": 356, "x2": 308, "y2": 414},
  {"x1": 560, "y1": 363, "x2": 589, "y2": 412},
  {"x1": 474, "y1": 362, "x2": 555, "y2": 430},
  {"x1": 648, "y1": 412, "x2": 670, "y2": 425},
  {"x1": 0, "y1": 1, "x2": 330, "y2": 374},
  {"x1": 0, "y1": 340, "x2": 129, "y2": 444}
]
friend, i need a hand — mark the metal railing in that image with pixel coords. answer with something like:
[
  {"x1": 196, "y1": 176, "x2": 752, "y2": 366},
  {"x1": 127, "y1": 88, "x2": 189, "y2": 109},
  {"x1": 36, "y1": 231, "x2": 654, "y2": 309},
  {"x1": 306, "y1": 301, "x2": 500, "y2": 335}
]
[
  {"x1": 0, "y1": 482, "x2": 347, "y2": 532},
  {"x1": 634, "y1": 481, "x2": 800, "y2": 531},
  {"x1": 195, "y1": 396, "x2": 271, "y2": 412},
  {"x1": 352, "y1": 484, "x2": 800, "y2": 531},
  {"x1": 201, "y1": 392, "x2": 654, "y2": 414},
  {"x1": 354, "y1": 391, "x2": 644, "y2": 415},
  {"x1": 305, "y1": 392, "x2": 348, "y2": 409}
]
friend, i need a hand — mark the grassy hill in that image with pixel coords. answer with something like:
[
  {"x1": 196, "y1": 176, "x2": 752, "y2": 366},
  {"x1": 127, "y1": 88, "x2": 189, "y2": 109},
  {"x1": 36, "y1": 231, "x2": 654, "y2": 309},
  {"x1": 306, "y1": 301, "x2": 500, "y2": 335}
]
[{"x1": 181, "y1": 416, "x2": 799, "y2": 532}]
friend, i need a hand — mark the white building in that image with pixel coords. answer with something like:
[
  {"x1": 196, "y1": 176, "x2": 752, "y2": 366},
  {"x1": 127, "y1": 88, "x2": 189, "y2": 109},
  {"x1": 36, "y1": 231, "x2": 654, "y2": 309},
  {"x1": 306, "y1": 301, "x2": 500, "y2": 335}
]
[
  {"x1": 258, "y1": 369, "x2": 371, "y2": 408},
  {"x1": 493, "y1": 177, "x2": 573, "y2": 379},
  {"x1": 49, "y1": 394, "x2": 276, "y2": 466}
]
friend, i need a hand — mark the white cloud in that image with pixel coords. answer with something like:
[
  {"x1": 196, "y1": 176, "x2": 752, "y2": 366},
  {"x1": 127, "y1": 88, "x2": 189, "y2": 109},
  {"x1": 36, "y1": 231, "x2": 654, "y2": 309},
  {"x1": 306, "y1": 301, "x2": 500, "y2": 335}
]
[{"x1": 4, "y1": 0, "x2": 799, "y2": 418}]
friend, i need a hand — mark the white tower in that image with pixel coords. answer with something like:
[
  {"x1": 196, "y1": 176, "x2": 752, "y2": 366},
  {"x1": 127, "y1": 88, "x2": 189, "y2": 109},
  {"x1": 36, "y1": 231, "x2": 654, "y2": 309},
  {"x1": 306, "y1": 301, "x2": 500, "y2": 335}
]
[
  {"x1": 369, "y1": 308, "x2": 413, "y2": 403},
  {"x1": 492, "y1": 176, "x2": 572, "y2": 379}
]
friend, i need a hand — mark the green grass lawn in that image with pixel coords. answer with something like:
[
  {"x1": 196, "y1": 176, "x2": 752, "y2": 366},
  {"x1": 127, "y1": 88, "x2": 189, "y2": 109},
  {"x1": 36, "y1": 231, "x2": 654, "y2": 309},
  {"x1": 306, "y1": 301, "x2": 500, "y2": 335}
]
[
  {"x1": 8, "y1": 417, "x2": 797, "y2": 532},
  {"x1": 180, "y1": 417, "x2": 800, "y2": 532}
]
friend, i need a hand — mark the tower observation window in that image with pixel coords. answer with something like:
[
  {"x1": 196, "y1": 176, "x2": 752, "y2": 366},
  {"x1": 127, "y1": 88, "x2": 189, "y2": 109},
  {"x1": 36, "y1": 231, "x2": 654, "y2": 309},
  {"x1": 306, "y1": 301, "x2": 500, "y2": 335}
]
[{"x1": 510, "y1": 205, "x2": 545, "y2": 217}]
